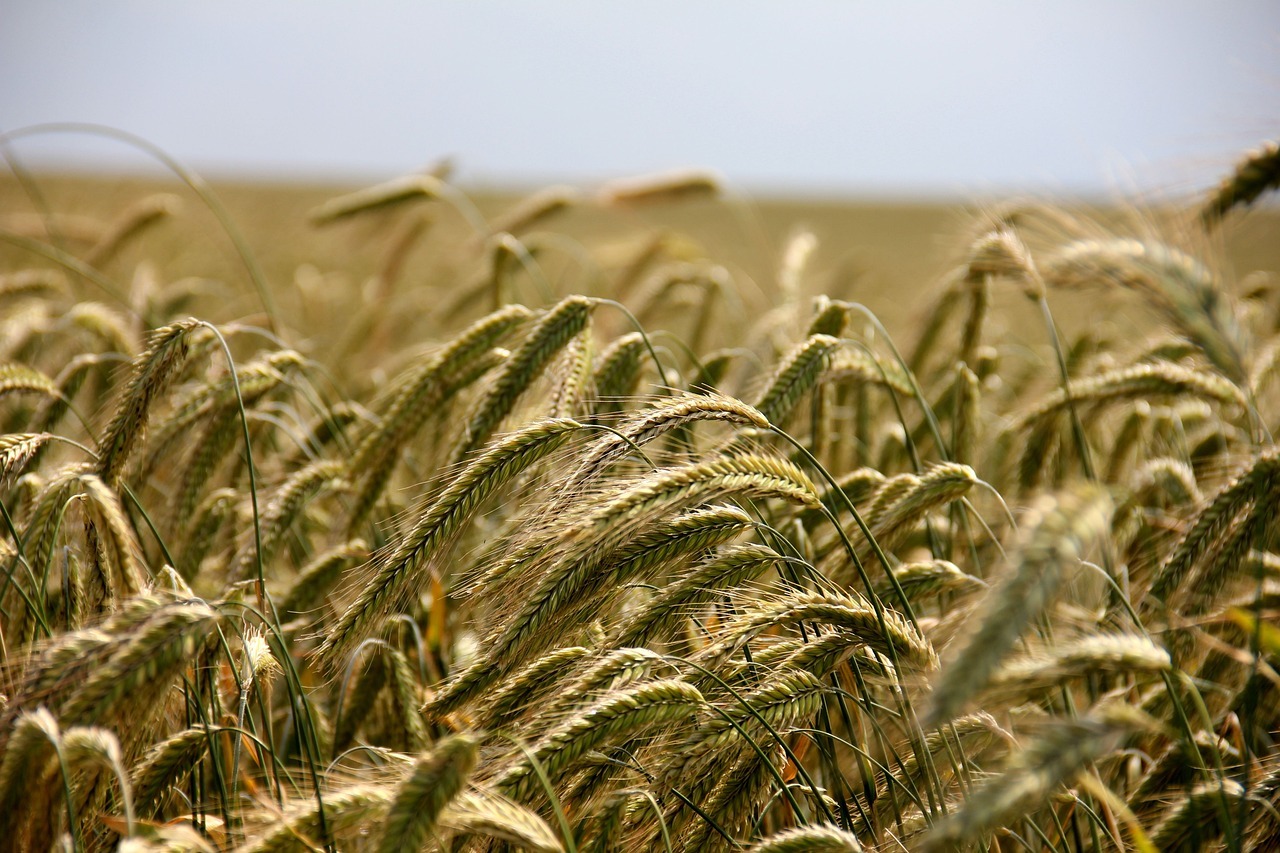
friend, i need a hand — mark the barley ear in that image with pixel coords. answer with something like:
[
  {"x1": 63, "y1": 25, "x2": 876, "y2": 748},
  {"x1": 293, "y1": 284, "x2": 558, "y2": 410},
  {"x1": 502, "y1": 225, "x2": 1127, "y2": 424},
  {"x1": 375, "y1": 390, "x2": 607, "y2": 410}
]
[
  {"x1": 377, "y1": 734, "x2": 478, "y2": 853},
  {"x1": 438, "y1": 790, "x2": 563, "y2": 852},
  {"x1": 924, "y1": 485, "x2": 1112, "y2": 728},
  {"x1": 749, "y1": 825, "x2": 864, "y2": 852},
  {"x1": 1202, "y1": 139, "x2": 1280, "y2": 227},
  {"x1": 96, "y1": 319, "x2": 197, "y2": 486},
  {"x1": 319, "y1": 417, "x2": 581, "y2": 668}
]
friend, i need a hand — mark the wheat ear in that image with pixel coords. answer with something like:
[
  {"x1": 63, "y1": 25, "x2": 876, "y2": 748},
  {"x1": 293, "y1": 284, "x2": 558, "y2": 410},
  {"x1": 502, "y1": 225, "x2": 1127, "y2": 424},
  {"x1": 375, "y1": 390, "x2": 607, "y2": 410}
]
[
  {"x1": 1202, "y1": 139, "x2": 1280, "y2": 227},
  {"x1": 921, "y1": 706, "x2": 1144, "y2": 851},
  {"x1": 1043, "y1": 238, "x2": 1248, "y2": 382},
  {"x1": 129, "y1": 726, "x2": 212, "y2": 816},
  {"x1": 475, "y1": 646, "x2": 594, "y2": 732},
  {"x1": 278, "y1": 539, "x2": 368, "y2": 622},
  {"x1": 0, "y1": 432, "x2": 54, "y2": 490},
  {"x1": 84, "y1": 193, "x2": 179, "y2": 267},
  {"x1": 496, "y1": 679, "x2": 705, "y2": 798},
  {"x1": 700, "y1": 590, "x2": 936, "y2": 675},
  {"x1": 346, "y1": 303, "x2": 531, "y2": 529},
  {"x1": 241, "y1": 785, "x2": 394, "y2": 853},
  {"x1": 233, "y1": 459, "x2": 345, "y2": 580},
  {"x1": 319, "y1": 417, "x2": 581, "y2": 668},
  {"x1": 753, "y1": 334, "x2": 842, "y2": 426},
  {"x1": 309, "y1": 174, "x2": 446, "y2": 224},
  {"x1": 589, "y1": 331, "x2": 648, "y2": 418},
  {"x1": 924, "y1": 485, "x2": 1112, "y2": 728},
  {"x1": 1148, "y1": 446, "x2": 1280, "y2": 608},
  {"x1": 95, "y1": 319, "x2": 196, "y2": 486},
  {"x1": 984, "y1": 633, "x2": 1171, "y2": 697},
  {"x1": 610, "y1": 540, "x2": 781, "y2": 648},
  {"x1": 748, "y1": 825, "x2": 864, "y2": 852},
  {"x1": 434, "y1": 454, "x2": 819, "y2": 714},
  {"x1": 452, "y1": 295, "x2": 596, "y2": 464},
  {"x1": 598, "y1": 169, "x2": 721, "y2": 206},
  {"x1": 541, "y1": 647, "x2": 664, "y2": 721},
  {"x1": 0, "y1": 708, "x2": 61, "y2": 839},
  {"x1": 438, "y1": 789, "x2": 563, "y2": 852},
  {"x1": 377, "y1": 733, "x2": 478, "y2": 853},
  {"x1": 565, "y1": 394, "x2": 768, "y2": 495},
  {"x1": 1149, "y1": 778, "x2": 1245, "y2": 851}
]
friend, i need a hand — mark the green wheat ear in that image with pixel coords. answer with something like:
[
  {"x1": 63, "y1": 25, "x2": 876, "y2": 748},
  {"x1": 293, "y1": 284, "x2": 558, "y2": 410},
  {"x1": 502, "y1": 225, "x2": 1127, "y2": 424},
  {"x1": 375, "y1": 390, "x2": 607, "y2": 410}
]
[
  {"x1": 377, "y1": 734, "x2": 478, "y2": 853},
  {"x1": 748, "y1": 825, "x2": 865, "y2": 853}
]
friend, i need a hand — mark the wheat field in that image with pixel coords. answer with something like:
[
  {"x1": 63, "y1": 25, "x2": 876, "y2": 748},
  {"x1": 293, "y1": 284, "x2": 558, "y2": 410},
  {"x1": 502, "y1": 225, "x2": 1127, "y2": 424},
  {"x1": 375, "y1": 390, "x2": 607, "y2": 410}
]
[{"x1": 2, "y1": 141, "x2": 1280, "y2": 852}]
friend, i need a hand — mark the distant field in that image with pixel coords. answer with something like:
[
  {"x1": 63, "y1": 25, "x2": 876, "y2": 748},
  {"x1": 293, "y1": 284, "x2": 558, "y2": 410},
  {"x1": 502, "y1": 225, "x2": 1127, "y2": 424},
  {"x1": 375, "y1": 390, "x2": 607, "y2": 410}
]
[{"x1": 7, "y1": 173, "x2": 1279, "y2": 343}]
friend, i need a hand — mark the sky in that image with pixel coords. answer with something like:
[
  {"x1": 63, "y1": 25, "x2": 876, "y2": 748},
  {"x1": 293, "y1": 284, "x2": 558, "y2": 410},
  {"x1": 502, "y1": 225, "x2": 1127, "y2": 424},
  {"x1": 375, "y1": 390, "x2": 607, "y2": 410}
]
[{"x1": 2, "y1": 2, "x2": 1278, "y2": 198}]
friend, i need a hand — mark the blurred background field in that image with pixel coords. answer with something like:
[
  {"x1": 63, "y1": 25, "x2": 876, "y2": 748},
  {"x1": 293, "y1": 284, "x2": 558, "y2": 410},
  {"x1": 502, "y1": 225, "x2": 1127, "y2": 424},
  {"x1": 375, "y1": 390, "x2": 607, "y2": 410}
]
[{"x1": 6, "y1": 172, "x2": 1280, "y2": 360}]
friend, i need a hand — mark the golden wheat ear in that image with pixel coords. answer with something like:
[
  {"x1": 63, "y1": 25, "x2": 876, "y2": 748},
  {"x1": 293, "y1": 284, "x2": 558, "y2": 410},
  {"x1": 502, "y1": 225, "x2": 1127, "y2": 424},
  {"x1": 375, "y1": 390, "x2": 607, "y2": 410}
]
[
  {"x1": 319, "y1": 417, "x2": 583, "y2": 670},
  {"x1": 924, "y1": 485, "x2": 1112, "y2": 729},
  {"x1": 1202, "y1": 140, "x2": 1280, "y2": 228},
  {"x1": 308, "y1": 174, "x2": 446, "y2": 225},
  {"x1": 747, "y1": 825, "x2": 865, "y2": 853},
  {"x1": 376, "y1": 734, "x2": 477, "y2": 853},
  {"x1": 95, "y1": 319, "x2": 198, "y2": 487}
]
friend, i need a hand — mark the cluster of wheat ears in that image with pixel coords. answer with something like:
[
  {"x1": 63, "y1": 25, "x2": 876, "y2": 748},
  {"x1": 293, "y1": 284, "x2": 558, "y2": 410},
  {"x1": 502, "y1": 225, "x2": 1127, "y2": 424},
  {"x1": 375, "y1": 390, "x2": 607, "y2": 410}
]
[{"x1": 1, "y1": 138, "x2": 1279, "y2": 852}]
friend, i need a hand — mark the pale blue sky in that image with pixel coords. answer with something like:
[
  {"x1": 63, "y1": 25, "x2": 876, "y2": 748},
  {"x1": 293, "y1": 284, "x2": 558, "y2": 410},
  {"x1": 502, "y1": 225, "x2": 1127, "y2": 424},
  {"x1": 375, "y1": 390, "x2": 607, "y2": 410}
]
[{"x1": 2, "y1": 2, "x2": 1278, "y2": 197}]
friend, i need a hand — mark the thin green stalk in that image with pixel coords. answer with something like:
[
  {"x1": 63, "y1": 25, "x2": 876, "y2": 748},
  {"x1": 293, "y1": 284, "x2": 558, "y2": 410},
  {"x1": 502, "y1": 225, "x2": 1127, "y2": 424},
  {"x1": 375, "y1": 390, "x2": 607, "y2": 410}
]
[{"x1": 499, "y1": 735, "x2": 579, "y2": 853}]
